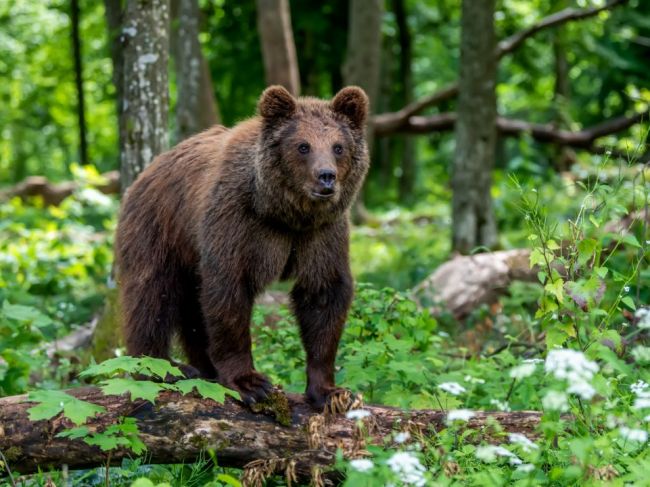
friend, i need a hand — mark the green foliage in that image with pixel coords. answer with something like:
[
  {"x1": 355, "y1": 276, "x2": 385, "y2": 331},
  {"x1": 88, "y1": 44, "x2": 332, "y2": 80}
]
[
  {"x1": 27, "y1": 389, "x2": 105, "y2": 425},
  {"x1": 58, "y1": 417, "x2": 146, "y2": 455}
]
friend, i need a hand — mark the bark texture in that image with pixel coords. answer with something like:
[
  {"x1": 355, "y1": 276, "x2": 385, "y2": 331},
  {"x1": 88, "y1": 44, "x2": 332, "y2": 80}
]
[
  {"x1": 70, "y1": 0, "x2": 88, "y2": 166},
  {"x1": 343, "y1": 0, "x2": 383, "y2": 221},
  {"x1": 0, "y1": 387, "x2": 546, "y2": 483},
  {"x1": 120, "y1": 0, "x2": 170, "y2": 190},
  {"x1": 452, "y1": 0, "x2": 498, "y2": 254},
  {"x1": 171, "y1": 0, "x2": 220, "y2": 142},
  {"x1": 256, "y1": 0, "x2": 301, "y2": 96}
]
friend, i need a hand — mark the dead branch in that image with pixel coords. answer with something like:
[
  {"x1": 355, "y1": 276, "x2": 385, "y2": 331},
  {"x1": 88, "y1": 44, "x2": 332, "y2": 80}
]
[
  {"x1": 0, "y1": 387, "x2": 547, "y2": 484},
  {"x1": 386, "y1": 110, "x2": 648, "y2": 153},
  {"x1": 497, "y1": 0, "x2": 627, "y2": 57}
]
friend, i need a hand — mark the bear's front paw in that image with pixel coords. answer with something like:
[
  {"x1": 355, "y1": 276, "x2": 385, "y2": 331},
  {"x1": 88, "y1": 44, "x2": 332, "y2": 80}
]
[{"x1": 224, "y1": 370, "x2": 273, "y2": 406}]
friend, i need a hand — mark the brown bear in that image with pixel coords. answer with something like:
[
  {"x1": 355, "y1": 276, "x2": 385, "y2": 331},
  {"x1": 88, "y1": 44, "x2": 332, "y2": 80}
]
[{"x1": 115, "y1": 85, "x2": 369, "y2": 408}]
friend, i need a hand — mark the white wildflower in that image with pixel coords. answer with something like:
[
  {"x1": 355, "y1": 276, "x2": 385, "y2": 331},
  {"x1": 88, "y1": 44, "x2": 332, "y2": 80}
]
[
  {"x1": 633, "y1": 397, "x2": 650, "y2": 410},
  {"x1": 508, "y1": 433, "x2": 539, "y2": 453},
  {"x1": 567, "y1": 380, "x2": 596, "y2": 400},
  {"x1": 464, "y1": 375, "x2": 485, "y2": 384},
  {"x1": 624, "y1": 286, "x2": 630, "y2": 293},
  {"x1": 78, "y1": 188, "x2": 112, "y2": 208},
  {"x1": 490, "y1": 399, "x2": 511, "y2": 412},
  {"x1": 523, "y1": 358, "x2": 544, "y2": 364},
  {"x1": 545, "y1": 349, "x2": 598, "y2": 399},
  {"x1": 346, "y1": 409, "x2": 371, "y2": 420},
  {"x1": 516, "y1": 463, "x2": 535, "y2": 473},
  {"x1": 542, "y1": 390, "x2": 569, "y2": 412},
  {"x1": 349, "y1": 459, "x2": 374, "y2": 472},
  {"x1": 446, "y1": 409, "x2": 475, "y2": 423},
  {"x1": 394, "y1": 432, "x2": 411, "y2": 444},
  {"x1": 631, "y1": 380, "x2": 649, "y2": 395},
  {"x1": 475, "y1": 445, "x2": 521, "y2": 465},
  {"x1": 635, "y1": 308, "x2": 650, "y2": 329},
  {"x1": 510, "y1": 362, "x2": 537, "y2": 380},
  {"x1": 386, "y1": 452, "x2": 427, "y2": 487},
  {"x1": 619, "y1": 427, "x2": 648, "y2": 443},
  {"x1": 438, "y1": 382, "x2": 466, "y2": 395},
  {"x1": 631, "y1": 346, "x2": 650, "y2": 364}
]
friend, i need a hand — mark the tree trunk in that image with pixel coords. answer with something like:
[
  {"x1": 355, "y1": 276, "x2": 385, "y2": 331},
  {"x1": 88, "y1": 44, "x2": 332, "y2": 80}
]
[
  {"x1": 451, "y1": 0, "x2": 498, "y2": 254},
  {"x1": 70, "y1": 0, "x2": 88, "y2": 166},
  {"x1": 392, "y1": 0, "x2": 416, "y2": 204},
  {"x1": 343, "y1": 0, "x2": 383, "y2": 222},
  {"x1": 171, "y1": 0, "x2": 220, "y2": 142},
  {"x1": 103, "y1": 0, "x2": 124, "y2": 168},
  {"x1": 119, "y1": 0, "x2": 170, "y2": 191},
  {"x1": 256, "y1": 0, "x2": 301, "y2": 96},
  {"x1": 0, "y1": 387, "x2": 546, "y2": 483}
]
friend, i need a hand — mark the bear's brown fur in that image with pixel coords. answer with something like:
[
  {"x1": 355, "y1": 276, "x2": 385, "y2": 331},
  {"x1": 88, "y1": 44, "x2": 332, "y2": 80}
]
[{"x1": 115, "y1": 86, "x2": 369, "y2": 408}]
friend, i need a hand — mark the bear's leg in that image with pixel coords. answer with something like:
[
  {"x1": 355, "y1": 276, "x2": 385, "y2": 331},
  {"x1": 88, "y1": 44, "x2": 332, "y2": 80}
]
[
  {"x1": 291, "y1": 273, "x2": 354, "y2": 410},
  {"x1": 177, "y1": 278, "x2": 217, "y2": 378},
  {"x1": 121, "y1": 266, "x2": 179, "y2": 363},
  {"x1": 200, "y1": 283, "x2": 272, "y2": 405}
]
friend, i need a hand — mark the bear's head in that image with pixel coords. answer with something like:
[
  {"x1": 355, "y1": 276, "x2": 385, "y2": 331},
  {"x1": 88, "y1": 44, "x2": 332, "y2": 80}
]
[{"x1": 254, "y1": 85, "x2": 370, "y2": 230}]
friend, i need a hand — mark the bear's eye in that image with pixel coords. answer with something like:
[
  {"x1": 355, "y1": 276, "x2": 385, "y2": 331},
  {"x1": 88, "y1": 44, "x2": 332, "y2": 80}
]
[
  {"x1": 333, "y1": 144, "x2": 344, "y2": 155},
  {"x1": 297, "y1": 143, "x2": 310, "y2": 154}
]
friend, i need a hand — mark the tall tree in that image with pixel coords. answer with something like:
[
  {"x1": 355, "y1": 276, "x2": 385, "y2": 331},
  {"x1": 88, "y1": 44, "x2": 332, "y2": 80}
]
[
  {"x1": 256, "y1": 0, "x2": 300, "y2": 95},
  {"x1": 392, "y1": 0, "x2": 416, "y2": 203},
  {"x1": 451, "y1": 0, "x2": 498, "y2": 254},
  {"x1": 119, "y1": 0, "x2": 170, "y2": 190},
  {"x1": 342, "y1": 0, "x2": 383, "y2": 218},
  {"x1": 70, "y1": 0, "x2": 88, "y2": 166},
  {"x1": 171, "y1": 0, "x2": 220, "y2": 142},
  {"x1": 103, "y1": 0, "x2": 124, "y2": 169}
]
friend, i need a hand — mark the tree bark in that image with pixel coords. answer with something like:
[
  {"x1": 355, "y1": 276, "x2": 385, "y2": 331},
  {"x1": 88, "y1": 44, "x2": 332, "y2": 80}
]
[
  {"x1": 0, "y1": 387, "x2": 546, "y2": 483},
  {"x1": 119, "y1": 0, "x2": 170, "y2": 191},
  {"x1": 452, "y1": 0, "x2": 498, "y2": 254},
  {"x1": 70, "y1": 0, "x2": 88, "y2": 167},
  {"x1": 343, "y1": 0, "x2": 383, "y2": 222},
  {"x1": 103, "y1": 0, "x2": 124, "y2": 166},
  {"x1": 392, "y1": 0, "x2": 416, "y2": 203},
  {"x1": 171, "y1": 0, "x2": 220, "y2": 142},
  {"x1": 256, "y1": 0, "x2": 301, "y2": 96}
]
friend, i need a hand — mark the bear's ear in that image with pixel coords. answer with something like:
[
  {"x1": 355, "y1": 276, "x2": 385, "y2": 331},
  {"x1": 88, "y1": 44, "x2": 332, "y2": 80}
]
[
  {"x1": 331, "y1": 86, "x2": 369, "y2": 130},
  {"x1": 259, "y1": 85, "x2": 297, "y2": 120}
]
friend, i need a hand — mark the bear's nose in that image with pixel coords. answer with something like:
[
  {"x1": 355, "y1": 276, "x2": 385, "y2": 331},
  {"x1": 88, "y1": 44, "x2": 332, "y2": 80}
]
[{"x1": 317, "y1": 169, "x2": 336, "y2": 189}]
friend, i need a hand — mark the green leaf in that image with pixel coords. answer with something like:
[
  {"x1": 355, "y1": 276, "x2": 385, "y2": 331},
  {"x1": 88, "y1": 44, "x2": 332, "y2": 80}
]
[
  {"x1": 216, "y1": 474, "x2": 243, "y2": 487},
  {"x1": 138, "y1": 357, "x2": 183, "y2": 379},
  {"x1": 619, "y1": 235, "x2": 641, "y2": 248},
  {"x1": 175, "y1": 379, "x2": 238, "y2": 404},
  {"x1": 100, "y1": 378, "x2": 165, "y2": 403},
  {"x1": 546, "y1": 239, "x2": 560, "y2": 250},
  {"x1": 2, "y1": 301, "x2": 53, "y2": 327},
  {"x1": 85, "y1": 434, "x2": 130, "y2": 451},
  {"x1": 546, "y1": 326, "x2": 568, "y2": 349},
  {"x1": 545, "y1": 278, "x2": 564, "y2": 304},
  {"x1": 130, "y1": 480, "x2": 155, "y2": 487},
  {"x1": 56, "y1": 426, "x2": 90, "y2": 440},
  {"x1": 529, "y1": 248, "x2": 546, "y2": 268},
  {"x1": 577, "y1": 239, "x2": 598, "y2": 266},
  {"x1": 27, "y1": 390, "x2": 105, "y2": 425},
  {"x1": 79, "y1": 356, "x2": 142, "y2": 378},
  {"x1": 621, "y1": 296, "x2": 636, "y2": 310}
]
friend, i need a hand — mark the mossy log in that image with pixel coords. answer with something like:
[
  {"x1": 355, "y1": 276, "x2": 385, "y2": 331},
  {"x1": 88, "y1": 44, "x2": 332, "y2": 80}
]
[{"x1": 0, "y1": 387, "x2": 547, "y2": 485}]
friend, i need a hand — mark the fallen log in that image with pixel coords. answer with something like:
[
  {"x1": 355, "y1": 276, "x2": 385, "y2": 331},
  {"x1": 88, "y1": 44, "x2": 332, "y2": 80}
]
[
  {"x1": 0, "y1": 387, "x2": 546, "y2": 485},
  {"x1": 413, "y1": 249, "x2": 535, "y2": 319},
  {"x1": 0, "y1": 171, "x2": 120, "y2": 206}
]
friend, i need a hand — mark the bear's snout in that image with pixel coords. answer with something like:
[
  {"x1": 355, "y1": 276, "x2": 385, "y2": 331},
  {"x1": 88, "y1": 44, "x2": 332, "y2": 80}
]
[{"x1": 317, "y1": 169, "x2": 337, "y2": 193}]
